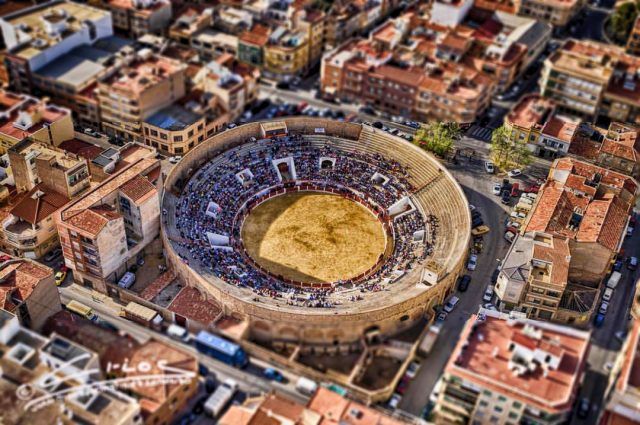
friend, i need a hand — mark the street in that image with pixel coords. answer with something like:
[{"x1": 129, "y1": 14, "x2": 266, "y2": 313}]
[{"x1": 57, "y1": 284, "x2": 310, "y2": 406}]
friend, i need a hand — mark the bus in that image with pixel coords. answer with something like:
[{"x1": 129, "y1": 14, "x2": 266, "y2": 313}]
[
  {"x1": 194, "y1": 330, "x2": 248, "y2": 368},
  {"x1": 66, "y1": 300, "x2": 98, "y2": 322}
]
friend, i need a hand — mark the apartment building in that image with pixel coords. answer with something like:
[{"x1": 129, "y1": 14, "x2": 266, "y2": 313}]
[
  {"x1": 97, "y1": 51, "x2": 186, "y2": 144},
  {"x1": 569, "y1": 122, "x2": 640, "y2": 178},
  {"x1": 524, "y1": 158, "x2": 636, "y2": 285},
  {"x1": 89, "y1": 0, "x2": 172, "y2": 38},
  {"x1": 0, "y1": 0, "x2": 113, "y2": 93},
  {"x1": 46, "y1": 311, "x2": 197, "y2": 425},
  {"x1": 474, "y1": 0, "x2": 580, "y2": 26},
  {"x1": 504, "y1": 95, "x2": 558, "y2": 154},
  {"x1": 88, "y1": 142, "x2": 157, "y2": 183},
  {"x1": 169, "y1": 7, "x2": 214, "y2": 47},
  {"x1": 191, "y1": 31, "x2": 238, "y2": 62},
  {"x1": 323, "y1": 0, "x2": 384, "y2": 50},
  {"x1": 321, "y1": 10, "x2": 549, "y2": 120},
  {"x1": 204, "y1": 54, "x2": 260, "y2": 120},
  {"x1": 31, "y1": 38, "x2": 133, "y2": 131},
  {"x1": 263, "y1": 27, "x2": 309, "y2": 81},
  {"x1": 0, "y1": 90, "x2": 74, "y2": 154},
  {"x1": 601, "y1": 318, "x2": 640, "y2": 424},
  {"x1": 435, "y1": 310, "x2": 590, "y2": 425},
  {"x1": 321, "y1": 37, "x2": 493, "y2": 122},
  {"x1": 222, "y1": 387, "x2": 405, "y2": 424},
  {"x1": 143, "y1": 91, "x2": 229, "y2": 155},
  {"x1": 0, "y1": 256, "x2": 60, "y2": 329},
  {"x1": 0, "y1": 311, "x2": 142, "y2": 424},
  {"x1": 540, "y1": 39, "x2": 640, "y2": 123},
  {"x1": 496, "y1": 231, "x2": 599, "y2": 324},
  {"x1": 1, "y1": 185, "x2": 69, "y2": 259},
  {"x1": 517, "y1": 0, "x2": 581, "y2": 26},
  {"x1": 8, "y1": 139, "x2": 90, "y2": 197},
  {"x1": 56, "y1": 157, "x2": 160, "y2": 293}
]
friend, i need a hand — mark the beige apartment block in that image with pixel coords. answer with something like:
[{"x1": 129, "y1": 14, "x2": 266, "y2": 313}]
[
  {"x1": 0, "y1": 91, "x2": 74, "y2": 154},
  {"x1": 98, "y1": 52, "x2": 186, "y2": 144},
  {"x1": 56, "y1": 157, "x2": 160, "y2": 293},
  {"x1": 0, "y1": 256, "x2": 60, "y2": 329}
]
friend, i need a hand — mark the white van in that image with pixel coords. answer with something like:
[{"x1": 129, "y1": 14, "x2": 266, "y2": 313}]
[
  {"x1": 443, "y1": 296, "x2": 460, "y2": 313},
  {"x1": 607, "y1": 271, "x2": 622, "y2": 289},
  {"x1": 118, "y1": 272, "x2": 136, "y2": 289},
  {"x1": 603, "y1": 288, "x2": 614, "y2": 302},
  {"x1": 167, "y1": 324, "x2": 189, "y2": 341},
  {"x1": 295, "y1": 377, "x2": 318, "y2": 396}
]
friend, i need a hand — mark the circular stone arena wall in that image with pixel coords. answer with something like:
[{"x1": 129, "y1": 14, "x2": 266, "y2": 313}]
[{"x1": 161, "y1": 118, "x2": 470, "y2": 345}]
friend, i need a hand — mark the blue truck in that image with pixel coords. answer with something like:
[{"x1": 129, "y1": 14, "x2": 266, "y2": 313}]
[{"x1": 194, "y1": 331, "x2": 249, "y2": 368}]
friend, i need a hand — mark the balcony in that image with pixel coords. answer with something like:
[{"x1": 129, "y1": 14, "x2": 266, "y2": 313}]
[{"x1": 2, "y1": 217, "x2": 38, "y2": 247}]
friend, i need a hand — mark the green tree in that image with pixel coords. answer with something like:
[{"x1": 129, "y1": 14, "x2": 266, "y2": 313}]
[
  {"x1": 490, "y1": 125, "x2": 532, "y2": 170},
  {"x1": 412, "y1": 122, "x2": 459, "y2": 157},
  {"x1": 608, "y1": 1, "x2": 640, "y2": 44}
]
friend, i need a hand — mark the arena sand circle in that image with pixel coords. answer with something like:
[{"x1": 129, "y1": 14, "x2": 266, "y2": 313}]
[{"x1": 240, "y1": 191, "x2": 387, "y2": 284}]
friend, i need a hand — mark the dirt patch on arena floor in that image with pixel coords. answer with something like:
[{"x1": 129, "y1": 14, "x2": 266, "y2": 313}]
[{"x1": 241, "y1": 192, "x2": 387, "y2": 284}]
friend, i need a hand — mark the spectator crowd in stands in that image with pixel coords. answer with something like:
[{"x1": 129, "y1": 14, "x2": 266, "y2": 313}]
[{"x1": 172, "y1": 134, "x2": 438, "y2": 308}]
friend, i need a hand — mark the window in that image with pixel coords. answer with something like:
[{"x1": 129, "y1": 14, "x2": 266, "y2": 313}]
[
  {"x1": 150, "y1": 129, "x2": 158, "y2": 137},
  {"x1": 174, "y1": 135, "x2": 183, "y2": 142}
]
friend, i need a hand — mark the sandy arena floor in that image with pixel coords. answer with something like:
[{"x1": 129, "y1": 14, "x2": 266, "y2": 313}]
[{"x1": 241, "y1": 192, "x2": 387, "y2": 284}]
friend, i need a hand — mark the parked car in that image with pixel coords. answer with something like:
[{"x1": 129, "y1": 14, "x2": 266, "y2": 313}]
[
  {"x1": 603, "y1": 287, "x2": 614, "y2": 302},
  {"x1": 483, "y1": 303, "x2": 496, "y2": 310},
  {"x1": 44, "y1": 248, "x2": 62, "y2": 262},
  {"x1": 599, "y1": 302, "x2": 609, "y2": 315},
  {"x1": 263, "y1": 367, "x2": 285, "y2": 382},
  {"x1": 492, "y1": 182, "x2": 502, "y2": 195},
  {"x1": 484, "y1": 161, "x2": 495, "y2": 173},
  {"x1": 436, "y1": 311, "x2": 448, "y2": 322},
  {"x1": 55, "y1": 269, "x2": 67, "y2": 286},
  {"x1": 501, "y1": 190, "x2": 511, "y2": 205},
  {"x1": 443, "y1": 296, "x2": 460, "y2": 313},
  {"x1": 627, "y1": 226, "x2": 634, "y2": 237},
  {"x1": 458, "y1": 275, "x2": 471, "y2": 291},
  {"x1": 405, "y1": 361, "x2": 421, "y2": 379},
  {"x1": 594, "y1": 313, "x2": 605, "y2": 327},
  {"x1": 524, "y1": 184, "x2": 540, "y2": 193},
  {"x1": 467, "y1": 255, "x2": 478, "y2": 271},
  {"x1": 169, "y1": 156, "x2": 182, "y2": 164},
  {"x1": 510, "y1": 183, "x2": 520, "y2": 197},
  {"x1": 628, "y1": 256, "x2": 638, "y2": 270},
  {"x1": 491, "y1": 268, "x2": 500, "y2": 284},
  {"x1": 483, "y1": 285, "x2": 494, "y2": 302},
  {"x1": 613, "y1": 259, "x2": 624, "y2": 272},
  {"x1": 388, "y1": 394, "x2": 402, "y2": 409},
  {"x1": 471, "y1": 225, "x2": 490, "y2": 236},
  {"x1": 372, "y1": 121, "x2": 384, "y2": 129},
  {"x1": 504, "y1": 231, "x2": 516, "y2": 243},
  {"x1": 577, "y1": 398, "x2": 591, "y2": 419},
  {"x1": 508, "y1": 169, "x2": 522, "y2": 178},
  {"x1": 472, "y1": 216, "x2": 484, "y2": 228}
]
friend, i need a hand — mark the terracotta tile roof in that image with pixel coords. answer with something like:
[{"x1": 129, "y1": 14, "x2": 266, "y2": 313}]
[
  {"x1": 309, "y1": 387, "x2": 404, "y2": 424},
  {"x1": 139, "y1": 271, "x2": 176, "y2": 301},
  {"x1": 600, "y1": 138, "x2": 639, "y2": 162},
  {"x1": 542, "y1": 115, "x2": 579, "y2": 143},
  {"x1": 65, "y1": 206, "x2": 121, "y2": 236},
  {"x1": 577, "y1": 195, "x2": 628, "y2": 251},
  {"x1": 126, "y1": 340, "x2": 197, "y2": 409},
  {"x1": 0, "y1": 258, "x2": 53, "y2": 312},
  {"x1": 376, "y1": 65, "x2": 424, "y2": 87},
  {"x1": 531, "y1": 235, "x2": 570, "y2": 287},
  {"x1": 10, "y1": 184, "x2": 69, "y2": 225},
  {"x1": 567, "y1": 137, "x2": 600, "y2": 160},
  {"x1": 447, "y1": 313, "x2": 590, "y2": 414},
  {"x1": 58, "y1": 139, "x2": 103, "y2": 161},
  {"x1": 168, "y1": 287, "x2": 221, "y2": 324},
  {"x1": 240, "y1": 24, "x2": 270, "y2": 46},
  {"x1": 507, "y1": 95, "x2": 554, "y2": 129},
  {"x1": 120, "y1": 175, "x2": 156, "y2": 203}
]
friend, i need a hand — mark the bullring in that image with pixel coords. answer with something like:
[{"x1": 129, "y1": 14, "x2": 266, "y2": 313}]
[{"x1": 161, "y1": 118, "x2": 470, "y2": 346}]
